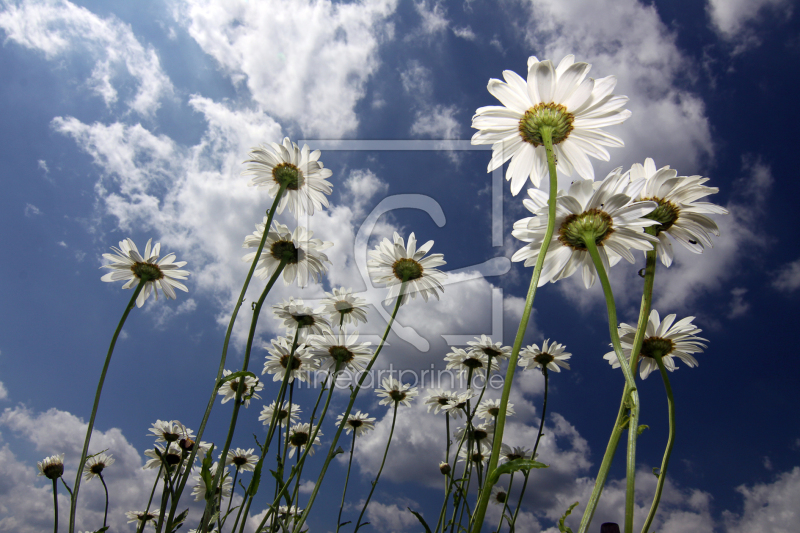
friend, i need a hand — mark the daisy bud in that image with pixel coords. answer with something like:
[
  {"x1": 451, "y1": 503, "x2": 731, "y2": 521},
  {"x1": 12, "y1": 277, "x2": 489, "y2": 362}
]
[{"x1": 439, "y1": 461, "x2": 451, "y2": 476}]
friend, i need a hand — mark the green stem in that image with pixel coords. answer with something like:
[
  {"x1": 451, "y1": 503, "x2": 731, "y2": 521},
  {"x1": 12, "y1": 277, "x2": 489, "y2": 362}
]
[
  {"x1": 99, "y1": 473, "x2": 109, "y2": 529},
  {"x1": 166, "y1": 185, "x2": 287, "y2": 530},
  {"x1": 354, "y1": 402, "x2": 398, "y2": 532},
  {"x1": 69, "y1": 281, "x2": 144, "y2": 533},
  {"x1": 641, "y1": 353, "x2": 675, "y2": 533},
  {"x1": 470, "y1": 126, "x2": 559, "y2": 533},
  {"x1": 289, "y1": 288, "x2": 406, "y2": 533},
  {"x1": 497, "y1": 473, "x2": 514, "y2": 533},
  {"x1": 52, "y1": 478, "x2": 59, "y2": 533},
  {"x1": 336, "y1": 431, "x2": 358, "y2": 533}
]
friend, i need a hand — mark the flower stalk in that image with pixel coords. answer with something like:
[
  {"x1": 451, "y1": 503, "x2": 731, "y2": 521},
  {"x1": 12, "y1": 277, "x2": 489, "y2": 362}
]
[{"x1": 354, "y1": 402, "x2": 399, "y2": 532}]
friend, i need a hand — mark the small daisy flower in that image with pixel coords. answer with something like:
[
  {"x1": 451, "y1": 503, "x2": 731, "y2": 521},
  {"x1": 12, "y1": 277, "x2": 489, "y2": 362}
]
[
  {"x1": 259, "y1": 400, "x2": 302, "y2": 427},
  {"x1": 472, "y1": 55, "x2": 631, "y2": 194},
  {"x1": 490, "y1": 485, "x2": 508, "y2": 505},
  {"x1": 191, "y1": 463, "x2": 232, "y2": 501},
  {"x1": 263, "y1": 336, "x2": 317, "y2": 383},
  {"x1": 336, "y1": 411, "x2": 377, "y2": 438},
  {"x1": 476, "y1": 399, "x2": 515, "y2": 421},
  {"x1": 83, "y1": 452, "x2": 114, "y2": 480},
  {"x1": 307, "y1": 330, "x2": 373, "y2": 375},
  {"x1": 444, "y1": 391, "x2": 475, "y2": 419},
  {"x1": 444, "y1": 347, "x2": 499, "y2": 379},
  {"x1": 322, "y1": 287, "x2": 369, "y2": 327},
  {"x1": 273, "y1": 298, "x2": 331, "y2": 338},
  {"x1": 604, "y1": 310, "x2": 707, "y2": 379},
  {"x1": 628, "y1": 158, "x2": 729, "y2": 267},
  {"x1": 148, "y1": 420, "x2": 194, "y2": 443},
  {"x1": 467, "y1": 335, "x2": 512, "y2": 361},
  {"x1": 367, "y1": 232, "x2": 447, "y2": 305},
  {"x1": 179, "y1": 438, "x2": 212, "y2": 458},
  {"x1": 277, "y1": 504, "x2": 303, "y2": 520},
  {"x1": 101, "y1": 238, "x2": 189, "y2": 308},
  {"x1": 243, "y1": 138, "x2": 333, "y2": 216},
  {"x1": 500, "y1": 443, "x2": 534, "y2": 463},
  {"x1": 242, "y1": 220, "x2": 332, "y2": 287},
  {"x1": 458, "y1": 444, "x2": 490, "y2": 466},
  {"x1": 144, "y1": 443, "x2": 184, "y2": 470},
  {"x1": 37, "y1": 453, "x2": 65, "y2": 480},
  {"x1": 454, "y1": 422, "x2": 495, "y2": 448},
  {"x1": 375, "y1": 378, "x2": 419, "y2": 407},
  {"x1": 218, "y1": 369, "x2": 263, "y2": 407},
  {"x1": 512, "y1": 170, "x2": 660, "y2": 289},
  {"x1": 287, "y1": 423, "x2": 322, "y2": 458},
  {"x1": 126, "y1": 510, "x2": 157, "y2": 528},
  {"x1": 519, "y1": 339, "x2": 572, "y2": 373},
  {"x1": 223, "y1": 448, "x2": 259, "y2": 472},
  {"x1": 424, "y1": 390, "x2": 460, "y2": 415}
]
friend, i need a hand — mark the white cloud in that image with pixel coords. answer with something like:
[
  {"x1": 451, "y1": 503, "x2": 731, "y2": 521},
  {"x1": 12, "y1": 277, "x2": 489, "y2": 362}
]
[
  {"x1": 174, "y1": 0, "x2": 397, "y2": 137},
  {"x1": 0, "y1": 0, "x2": 174, "y2": 116},
  {"x1": 37, "y1": 159, "x2": 49, "y2": 173},
  {"x1": 410, "y1": 104, "x2": 461, "y2": 139},
  {"x1": 706, "y1": 0, "x2": 793, "y2": 51},
  {"x1": 723, "y1": 466, "x2": 800, "y2": 533},
  {"x1": 364, "y1": 499, "x2": 422, "y2": 532},
  {"x1": 341, "y1": 169, "x2": 390, "y2": 218},
  {"x1": 727, "y1": 287, "x2": 749, "y2": 318},
  {"x1": 24, "y1": 203, "x2": 41, "y2": 217},
  {"x1": 772, "y1": 258, "x2": 800, "y2": 291},
  {"x1": 410, "y1": 0, "x2": 449, "y2": 39},
  {"x1": 452, "y1": 25, "x2": 476, "y2": 41}
]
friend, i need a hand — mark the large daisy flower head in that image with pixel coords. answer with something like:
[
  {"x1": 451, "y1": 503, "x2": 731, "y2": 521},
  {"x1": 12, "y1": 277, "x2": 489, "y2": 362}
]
[
  {"x1": 322, "y1": 287, "x2": 369, "y2": 327},
  {"x1": 101, "y1": 238, "x2": 189, "y2": 307},
  {"x1": 37, "y1": 453, "x2": 65, "y2": 480},
  {"x1": 367, "y1": 232, "x2": 446, "y2": 305},
  {"x1": 476, "y1": 398, "x2": 515, "y2": 421},
  {"x1": 83, "y1": 452, "x2": 114, "y2": 480},
  {"x1": 336, "y1": 410, "x2": 376, "y2": 438},
  {"x1": 262, "y1": 336, "x2": 316, "y2": 383},
  {"x1": 217, "y1": 369, "x2": 263, "y2": 407},
  {"x1": 243, "y1": 138, "x2": 333, "y2": 216},
  {"x1": 273, "y1": 298, "x2": 331, "y2": 339},
  {"x1": 148, "y1": 420, "x2": 194, "y2": 443},
  {"x1": 628, "y1": 158, "x2": 729, "y2": 267},
  {"x1": 307, "y1": 330, "x2": 373, "y2": 375},
  {"x1": 467, "y1": 335, "x2": 512, "y2": 361},
  {"x1": 259, "y1": 400, "x2": 302, "y2": 428},
  {"x1": 472, "y1": 55, "x2": 632, "y2": 195},
  {"x1": 144, "y1": 443, "x2": 185, "y2": 470},
  {"x1": 375, "y1": 378, "x2": 419, "y2": 407},
  {"x1": 243, "y1": 220, "x2": 332, "y2": 287},
  {"x1": 512, "y1": 170, "x2": 660, "y2": 288},
  {"x1": 223, "y1": 448, "x2": 259, "y2": 472},
  {"x1": 287, "y1": 423, "x2": 322, "y2": 458},
  {"x1": 519, "y1": 339, "x2": 572, "y2": 373},
  {"x1": 604, "y1": 309, "x2": 707, "y2": 379}
]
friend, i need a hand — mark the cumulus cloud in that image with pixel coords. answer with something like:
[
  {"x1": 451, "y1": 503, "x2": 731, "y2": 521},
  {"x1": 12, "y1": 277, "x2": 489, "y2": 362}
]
[
  {"x1": 341, "y1": 169, "x2": 390, "y2": 219},
  {"x1": 723, "y1": 466, "x2": 800, "y2": 533},
  {"x1": 0, "y1": 0, "x2": 173, "y2": 116},
  {"x1": 173, "y1": 0, "x2": 397, "y2": 137},
  {"x1": 727, "y1": 287, "x2": 749, "y2": 318},
  {"x1": 706, "y1": 0, "x2": 793, "y2": 52},
  {"x1": 772, "y1": 258, "x2": 800, "y2": 291},
  {"x1": 409, "y1": 0, "x2": 449, "y2": 40}
]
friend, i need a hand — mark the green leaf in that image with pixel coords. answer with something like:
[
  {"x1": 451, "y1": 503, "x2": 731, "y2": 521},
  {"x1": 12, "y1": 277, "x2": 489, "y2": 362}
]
[
  {"x1": 408, "y1": 508, "x2": 433, "y2": 533},
  {"x1": 165, "y1": 508, "x2": 189, "y2": 533},
  {"x1": 200, "y1": 445, "x2": 215, "y2": 501},
  {"x1": 557, "y1": 501, "x2": 579, "y2": 533},
  {"x1": 652, "y1": 467, "x2": 661, "y2": 478},
  {"x1": 488, "y1": 458, "x2": 548, "y2": 485},
  {"x1": 637, "y1": 424, "x2": 650, "y2": 436}
]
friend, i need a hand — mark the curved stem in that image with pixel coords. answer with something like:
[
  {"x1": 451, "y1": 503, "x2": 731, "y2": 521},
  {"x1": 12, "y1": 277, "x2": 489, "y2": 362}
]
[
  {"x1": 641, "y1": 353, "x2": 675, "y2": 533},
  {"x1": 336, "y1": 430, "x2": 358, "y2": 533},
  {"x1": 354, "y1": 403, "x2": 398, "y2": 532},
  {"x1": 470, "y1": 126, "x2": 559, "y2": 533},
  {"x1": 69, "y1": 281, "x2": 144, "y2": 533},
  {"x1": 99, "y1": 473, "x2": 109, "y2": 529},
  {"x1": 167, "y1": 185, "x2": 287, "y2": 530}
]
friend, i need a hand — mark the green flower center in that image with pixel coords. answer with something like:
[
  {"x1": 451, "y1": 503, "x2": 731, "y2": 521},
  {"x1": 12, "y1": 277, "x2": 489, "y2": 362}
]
[
  {"x1": 348, "y1": 419, "x2": 363, "y2": 428},
  {"x1": 488, "y1": 407, "x2": 499, "y2": 417},
  {"x1": 163, "y1": 431, "x2": 180, "y2": 443},
  {"x1": 640, "y1": 337, "x2": 675, "y2": 359},
  {"x1": 643, "y1": 197, "x2": 681, "y2": 234},
  {"x1": 558, "y1": 209, "x2": 615, "y2": 250},
  {"x1": 473, "y1": 428, "x2": 489, "y2": 441},
  {"x1": 534, "y1": 352, "x2": 554, "y2": 367},
  {"x1": 463, "y1": 357, "x2": 484, "y2": 369},
  {"x1": 505, "y1": 452, "x2": 522, "y2": 461},
  {"x1": 334, "y1": 300, "x2": 354, "y2": 314},
  {"x1": 518, "y1": 103, "x2": 575, "y2": 146},
  {"x1": 272, "y1": 162, "x2": 304, "y2": 190},
  {"x1": 329, "y1": 346, "x2": 354, "y2": 364},
  {"x1": 89, "y1": 463, "x2": 105, "y2": 474},
  {"x1": 270, "y1": 240, "x2": 300, "y2": 264},
  {"x1": 494, "y1": 491, "x2": 507, "y2": 504},
  {"x1": 392, "y1": 258, "x2": 424, "y2": 281},
  {"x1": 131, "y1": 262, "x2": 163, "y2": 282},
  {"x1": 292, "y1": 314, "x2": 316, "y2": 328},
  {"x1": 437, "y1": 397, "x2": 450, "y2": 406},
  {"x1": 280, "y1": 353, "x2": 302, "y2": 370},
  {"x1": 43, "y1": 463, "x2": 64, "y2": 479},
  {"x1": 389, "y1": 390, "x2": 407, "y2": 402},
  {"x1": 482, "y1": 347, "x2": 501, "y2": 358},
  {"x1": 289, "y1": 431, "x2": 309, "y2": 447}
]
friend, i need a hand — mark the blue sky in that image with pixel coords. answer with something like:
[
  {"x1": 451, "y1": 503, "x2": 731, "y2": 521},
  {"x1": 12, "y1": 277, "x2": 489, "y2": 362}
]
[{"x1": 1, "y1": 0, "x2": 799, "y2": 531}]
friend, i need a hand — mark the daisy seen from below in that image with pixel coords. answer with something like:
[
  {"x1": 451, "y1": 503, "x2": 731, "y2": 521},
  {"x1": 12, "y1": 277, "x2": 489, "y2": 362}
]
[
  {"x1": 367, "y1": 232, "x2": 446, "y2": 305},
  {"x1": 471, "y1": 55, "x2": 632, "y2": 195},
  {"x1": 37, "y1": 453, "x2": 65, "y2": 480},
  {"x1": 444, "y1": 347, "x2": 499, "y2": 380},
  {"x1": 259, "y1": 400, "x2": 302, "y2": 427},
  {"x1": 101, "y1": 238, "x2": 189, "y2": 307},
  {"x1": 242, "y1": 220, "x2": 332, "y2": 286},
  {"x1": 336, "y1": 411, "x2": 377, "y2": 437},
  {"x1": 287, "y1": 423, "x2": 322, "y2": 458},
  {"x1": 273, "y1": 298, "x2": 331, "y2": 338},
  {"x1": 322, "y1": 287, "x2": 369, "y2": 327},
  {"x1": 519, "y1": 339, "x2": 572, "y2": 373},
  {"x1": 500, "y1": 443, "x2": 533, "y2": 463},
  {"x1": 490, "y1": 485, "x2": 508, "y2": 505},
  {"x1": 148, "y1": 419, "x2": 193, "y2": 443},
  {"x1": 262, "y1": 336, "x2": 316, "y2": 383},
  {"x1": 458, "y1": 444, "x2": 490, "y2": 466},
  {"x1": 467, "y1": 334, "x2": 512, "y2": 361},
  {"x1": 444, "y1": 390, "x2": 475, "y2": 419},
  {"x1": 144, "y1": 443, "x2": 184, "y2": 470},
  {"x1": 628, "y1": 158, "x2": 729, "y2": 267},
  {"x1": 424, "y1": 389, "x2": 461, "y2": 415},
  {"x1": 307, "y1": 330, "x2": 373, "y2": 375},
  {"x1": 512, "y1": 170, "x2": 660, "y2": 288},
  {"x1": 375, "y1": 377, "x2": 419, "y2": 407},
  {"x1": 242, "y1": 137, "x2": 333, "y2": 216},
  {"x1": 476, "y1": 399, "x2": 516, "y2": 421},
  {"x1": 83, "y1": 452, "x2": 114, "y2": 480},
  {"x1": 604, "y1": 309, "x2": 707, "y2": 379},
  {"x1": 218, "y1": 369, "x2": 263, "y2": 407},
  {"x1": 126, "y1": 510, "x2": 157, "y2": 528},
  {"x1": 191, "y1": 463, "x2": 232, "y2": 501},
  {"x1": 223, "y1": 448, "x2": 259, "y2": 472},
  {"x1": 454, "y1": 422, "x2": 495, "y2": 448}
]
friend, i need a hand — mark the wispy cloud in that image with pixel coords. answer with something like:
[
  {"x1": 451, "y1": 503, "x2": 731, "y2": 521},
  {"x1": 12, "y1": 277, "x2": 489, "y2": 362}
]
[{"x1": 706, "y1": 0, "x2": 793, "y2": 53}]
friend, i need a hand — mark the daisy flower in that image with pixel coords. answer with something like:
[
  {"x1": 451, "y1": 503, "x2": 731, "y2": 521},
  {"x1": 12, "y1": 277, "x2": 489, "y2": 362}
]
[
  {"x1": 37, "y1": 453, "x2": 65, "y2": 480},
  {"x1": 83, "y1": 452, "x2": 114, "y2": 480},
  {"x1": 287, "y1": 423, "x2": 322, "y2": 458},
  {"x1": 125, "y1": 510, "x2": 157, "y2": 528},
  {"x1": 148, "y1": 420, "x2": 194, "y2": 443},
  {"x1": 424, "y1": 389, "x2": 460, "y2": 415},
  {"x1": 242, "y1": 138, "x2": 333, "y2": 216},
  {"x1": 262, "y1": 336, "x2": 317, "y2": 383},
  {"x1": 454, "y1": 423, "x2": 495, "y2": 448},
  {"x1": 273, "y1": 298, "x2": 331, "y2": 338},
  {"x1": 223, "y1": 448, "x2": 259, "y2": 472},
  {"x1": 467, "y1": 335, "x2": 512, "y2": 361},
  {"x1": 444, "y1": 347, "x2": 499, "y2": 379},
  {"x1": 604, "y1": 309, "x2": 707, "y2": 379},
  {"x1": 472, "y1": 55, "x2": 632, "y2": 195},
  {"x1": 322, "y1": 287, "x2": 369, "y2": 327},
  {"x1": 500, "y1": 443, "x2": 534, "y2": 463},
  {"x1": 242, "y1": 220, "x2": 332, "y2": 286},
  {"x1": 490, "y1": 485, "x2": 508, "y2": 505},
  {"x1": 476, "y1": 399, "x2": 515, "y2": 421},
  {"x1": 512, "y1": 170, "x2": 660, "y2": 288},
  {"x1": 375, "y1": 378, "x2": 419, "y2": 407},
  {"x1": 458, "y1": 444, "x2": 490, "y2": 466},
  {"x1": 336, "y1": 411, "x2": 377, "y2": 438},
  {"x1": 218, "y1": 369, "x2": 263, "y2": 407},
  {"x1": 101, "y1": 238, "x2": 189, "y2": 307},
  {"x1": 307, "y1": 330, "x2": 373, "y2": 375},
  {"x1": 191, "y1": 463, "x2": 232, "y2": 501},
  {"x1": 627, "y1": 158, "x2": 729, "y2": 267},
  {"x1": 444, "y1": 391, "x2": 475, "y2": 419},
  {"x1": 259, "y1": 400, "x2": 302, "y2": 427},
  {"x1": 519, "y1": 339, "x2": 572, "y2": 373},
  {"x1": 143, "y1": 443, "x2": 184, "y2": 470},
  {"x1": 277, "y1": 505, "x2": 303, "y2": 520},
  {"x1": 367, "y1": 232, "x2": 446, "y2": 305}
]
